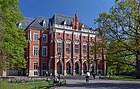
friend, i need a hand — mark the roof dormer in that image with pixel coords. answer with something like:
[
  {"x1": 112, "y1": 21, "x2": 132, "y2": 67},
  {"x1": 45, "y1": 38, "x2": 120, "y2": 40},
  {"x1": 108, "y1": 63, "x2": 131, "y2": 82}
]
[
  {"x1": 18, "y1": 23, "x2": 22, "y2": 28},
  {"x1": 42, "y1": 20, "x2": 46, "y2": 27},
  {"x1": 64, "y1": 20, "x2": 66, "y2": 25},
  {"x1": 82, "y1": 24, "x2": 84, "y2": 28}
]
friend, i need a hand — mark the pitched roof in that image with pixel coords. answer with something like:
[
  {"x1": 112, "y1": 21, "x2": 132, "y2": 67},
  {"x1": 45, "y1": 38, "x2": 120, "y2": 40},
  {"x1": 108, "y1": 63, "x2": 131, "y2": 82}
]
[
  {"x1": 29, "y1": 16, "x2": 49, "y2": 30},
  {"x1": 20, "y1": 14, "x2": 91, "y2": 30},
  {"x1": 20, "y1": 17, "x2": 34, "y2": 29},
  {"x1": 52, "y1": 14, "x2": 73, "y2": 26}
]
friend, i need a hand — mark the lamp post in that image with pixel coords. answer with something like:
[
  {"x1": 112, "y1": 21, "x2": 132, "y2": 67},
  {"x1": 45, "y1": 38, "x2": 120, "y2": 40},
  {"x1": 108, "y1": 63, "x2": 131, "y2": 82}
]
[{"x1": 58, "y1": 52, "x2": 61, "y2": 83}]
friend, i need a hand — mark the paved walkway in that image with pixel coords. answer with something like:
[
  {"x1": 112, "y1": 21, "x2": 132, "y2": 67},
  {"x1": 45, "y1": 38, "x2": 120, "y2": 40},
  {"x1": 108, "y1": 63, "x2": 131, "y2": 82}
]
[{"x1": 56, "y1": 79, "x2": 140, "y2": 89}]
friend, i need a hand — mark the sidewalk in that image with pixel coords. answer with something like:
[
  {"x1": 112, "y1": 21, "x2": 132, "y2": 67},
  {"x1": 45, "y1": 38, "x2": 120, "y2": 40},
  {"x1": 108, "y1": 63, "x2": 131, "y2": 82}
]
[{"x1": 57, "y1": 78, "x2": 140, "y2": 89}]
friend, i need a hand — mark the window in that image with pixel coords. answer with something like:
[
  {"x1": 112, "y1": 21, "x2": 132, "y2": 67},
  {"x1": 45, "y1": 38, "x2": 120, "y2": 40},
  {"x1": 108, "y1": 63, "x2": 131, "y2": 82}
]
[
  {"x1": 34, "y1": 71, "x2": 38, "y2": 75},
  {"x1": 83, "y1": 45, "x2": 87, "y2": 55},
  {"x1": 75, "y1": 44, "x2": 79, "y2": 54},
  {"x1": 76, "y1": 35, "x2": 79, "y2": 39},
  {"x1": 42, "y1": 62, "x2": 46, "y2": 70},
  {"x1": 83, "y1": 36, "x2": 86, "y2": 39},
  {"x1": 43, "y1": 20, "x2": 46, "y2": 27},
  {"x1": 42, "y1": 46, "x2": 48, "y2": 56},
  {"x1": 58, "y1": 33, "x2": 61, "y2": 37},
  {"x1": 34, "y1": 46, "x2": 38, "y2": 56},
  {"x1": 66, "y1": 43, "x2": 71, "y2": 54},
  {"x1": 34, "y1": 63, "x2": 38, "y2": 70},
  {"x1": 57, "y1": 42, "x2": 63, "y2": 54},
  {"x1": 19, "y1": 23, "x2": 22, "y2": 28},
  {"x1": 82, "y1": 24, "x2": 84, "y2": 28},
  {"x1": 64, "y1": 20, "x2": 66, "y2": 25},
  {"x1": 90, "y1": 45, "x2": 94, "y2": 55},
  {"x1": 42, "y1": 34, "x2": 48, "y2": 42},
  {"x1": 34, "y1": 33, "x2": 38, "y2": 41},
  {"x1": 67, "y1": 34, "x2": 70, "y2": 37}
]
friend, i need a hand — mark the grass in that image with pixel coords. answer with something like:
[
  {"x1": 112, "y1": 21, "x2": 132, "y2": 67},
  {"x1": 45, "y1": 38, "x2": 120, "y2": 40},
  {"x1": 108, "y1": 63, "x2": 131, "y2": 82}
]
[
  {"x1": 0, "y1": 79, "x2": 66, "y2": 89},
  {"x1": 0, "y1": 80, "x2": 51, "y2": 89},
  {"x1": 99, "y1": 76, "x2": 140, "y2": 81}
]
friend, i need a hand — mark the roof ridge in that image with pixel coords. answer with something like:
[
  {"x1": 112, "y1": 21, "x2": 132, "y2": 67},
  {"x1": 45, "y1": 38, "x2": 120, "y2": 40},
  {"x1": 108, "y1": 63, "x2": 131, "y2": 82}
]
[
  {"x1": 25, "y1": 17, "x2": 35, "y2": 20},
  {"x1": 54, "y1": 13, "x2": 74, "y2": 19},
  {"x1": 36, "y1": 16, "x2": 49, "y2": 19}
]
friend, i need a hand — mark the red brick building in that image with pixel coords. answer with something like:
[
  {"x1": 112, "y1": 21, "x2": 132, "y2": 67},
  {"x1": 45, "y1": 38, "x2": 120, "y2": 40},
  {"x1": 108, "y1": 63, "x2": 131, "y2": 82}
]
[{"x1": 21, "y1": 14, "x2": 106, "y2": 76}]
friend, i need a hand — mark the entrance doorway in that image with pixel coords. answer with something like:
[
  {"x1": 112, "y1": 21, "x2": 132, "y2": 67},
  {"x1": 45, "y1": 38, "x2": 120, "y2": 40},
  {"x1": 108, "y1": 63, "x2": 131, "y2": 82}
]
[
  {"x1": 83, "y1": 62, "x2": 87, "y2": 74},
  {"x1": 57, "y1": 61, "x2": 62, "y2": 74},
  {"x1": 75, "y1": 62, "x2": 80, "y2": 74},
  {"x1": 66, "y1": 62, "x2": 72, "y2": 74}
]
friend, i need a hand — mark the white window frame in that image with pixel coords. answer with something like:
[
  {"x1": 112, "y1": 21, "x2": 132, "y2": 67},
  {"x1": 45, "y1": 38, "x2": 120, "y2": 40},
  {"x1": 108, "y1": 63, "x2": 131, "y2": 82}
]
[
  {"x1": 75, "y1": 44, "x2": 79, "y2": 54},
  {"x1": 43, "y1": 20, "x2": 46, "y2": 27},
  {"x1": 33, "y1": 46, "x2": 39, "y2": 56},
  {"x1": 57, "y1": 41, "x2": 63, "y2": 54},
  {"x1": 83, "y1": 44, "x2": 87, "y2": 55},
  {"x1": 34, "y1": 71, "x2": 38, "y2": 75},
  {"x1": 66, "y1": 43, "x2": 71, "y2": 54},
  {"x1": 34, "y1": 33, "x2": 38, "y2": 41},
  {"x1": 42, "y1": 34, "x2": 48, "y2": 42},
  {"x1": 42, "y1": 46, "x2": 48, "y2": 56},
  {"x1": 34, "y1": 62, "x2": 38, "y2": 70}
]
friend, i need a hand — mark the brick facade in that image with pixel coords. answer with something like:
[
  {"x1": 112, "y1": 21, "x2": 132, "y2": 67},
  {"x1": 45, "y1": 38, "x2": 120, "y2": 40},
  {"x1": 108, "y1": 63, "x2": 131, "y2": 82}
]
[{"x1": 23, "y1": 14, "x2": 106, "y2": 76}]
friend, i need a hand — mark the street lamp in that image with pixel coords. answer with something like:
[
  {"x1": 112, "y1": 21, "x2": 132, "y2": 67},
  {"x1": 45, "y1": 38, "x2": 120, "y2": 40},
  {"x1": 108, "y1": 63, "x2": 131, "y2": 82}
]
[{"x1": 58, "y1": 52, "x2": 61, "y2": 85}]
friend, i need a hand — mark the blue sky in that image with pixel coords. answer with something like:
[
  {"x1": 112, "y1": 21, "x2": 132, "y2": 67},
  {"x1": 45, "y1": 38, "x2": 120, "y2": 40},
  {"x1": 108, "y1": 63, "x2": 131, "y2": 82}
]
[{"x1": 19, "y1": 0, "x2": 114, "y2": 28}]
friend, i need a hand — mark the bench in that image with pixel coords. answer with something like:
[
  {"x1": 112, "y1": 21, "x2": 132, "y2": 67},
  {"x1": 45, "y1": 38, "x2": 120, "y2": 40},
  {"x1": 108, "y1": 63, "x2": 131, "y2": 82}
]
[{"x1": 47, "y1": 79, "x2": 66, "y2": 88}]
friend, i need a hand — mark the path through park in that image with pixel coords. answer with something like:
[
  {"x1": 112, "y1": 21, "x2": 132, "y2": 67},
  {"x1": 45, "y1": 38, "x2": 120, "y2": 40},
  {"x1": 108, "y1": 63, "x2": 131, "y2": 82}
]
[{"x1": 56, "y1": 78, "x2": 140, "y2": 89}]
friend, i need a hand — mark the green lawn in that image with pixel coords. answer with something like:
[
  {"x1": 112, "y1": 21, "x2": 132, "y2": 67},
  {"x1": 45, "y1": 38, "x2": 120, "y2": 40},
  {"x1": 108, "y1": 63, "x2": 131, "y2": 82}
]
[
  {"x1": 99, "y1": 76, "x2": 140, "y2": 81},
  {"x1": 0, "y1": 80, "x2": 50, "y2": 89}
]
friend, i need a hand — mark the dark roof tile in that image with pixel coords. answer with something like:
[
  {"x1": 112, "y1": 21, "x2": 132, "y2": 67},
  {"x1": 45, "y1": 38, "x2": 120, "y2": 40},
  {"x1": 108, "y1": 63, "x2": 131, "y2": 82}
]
[
  {"x1": 21, "y1": 14, "x2": 91, "y2": 30},
  {"x1": 29, "y1": 16, "x2": 49, "y2": 30}
]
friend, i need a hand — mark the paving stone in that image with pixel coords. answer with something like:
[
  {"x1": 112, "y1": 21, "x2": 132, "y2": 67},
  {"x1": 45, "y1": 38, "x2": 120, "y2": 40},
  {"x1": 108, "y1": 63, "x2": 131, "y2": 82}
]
[{"x1": 56, "y1": 78, "x2": 140, "y2": 89}]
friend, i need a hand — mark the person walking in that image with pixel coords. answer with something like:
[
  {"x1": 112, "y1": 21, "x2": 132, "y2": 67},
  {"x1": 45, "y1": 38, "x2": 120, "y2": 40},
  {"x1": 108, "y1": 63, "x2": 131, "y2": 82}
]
[
  {"x1": 86, "y1": 71, "x2": 90, "y2": 83},
  {"x1": 92, "y1": 72, "x2": 96, "y2": 79}
]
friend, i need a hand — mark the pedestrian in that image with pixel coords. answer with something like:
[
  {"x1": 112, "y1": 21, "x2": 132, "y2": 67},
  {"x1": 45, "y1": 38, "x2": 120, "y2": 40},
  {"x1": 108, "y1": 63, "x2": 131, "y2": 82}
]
[
  {"x1": 92, "y1": 72, "x2": 96, "y2": 79},
  {"x1": 46, "y1": 71, "x2": 48, "y2": 76},
  {"x1": 86, "y1": 71, "x2": 90, "y2": 83}
]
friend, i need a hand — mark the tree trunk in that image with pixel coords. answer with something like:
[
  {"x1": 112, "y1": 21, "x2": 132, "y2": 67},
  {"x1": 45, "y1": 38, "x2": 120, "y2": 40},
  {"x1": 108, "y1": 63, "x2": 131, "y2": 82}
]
[
  {"x1": 136, "y1": 60, "x2": 140, "y2": 78},
  {"x1": 136, "y1": 50, "x2": 140, "y2": 78}
]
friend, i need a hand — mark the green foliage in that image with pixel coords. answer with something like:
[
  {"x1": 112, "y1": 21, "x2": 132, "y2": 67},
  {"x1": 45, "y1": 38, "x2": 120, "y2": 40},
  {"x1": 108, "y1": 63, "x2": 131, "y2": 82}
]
[
  {"x1": 0, "y1": 0, "x2": 27, "y2": 72},
  {"x1": 106, "y1": 41, "x2": 135, "y2": 75},
  {"x1": 0, "y1": 79, "x2": 66, "y2": 89},
  {"x1": 0, "y1": 80, "x2": 49, "y2": 89},
  {"x1": 100, "y1": 76, "x2": 140, "y2": 81},
  {"x1": 95, "y1": 0, "x2": 140, "y2": 76}
]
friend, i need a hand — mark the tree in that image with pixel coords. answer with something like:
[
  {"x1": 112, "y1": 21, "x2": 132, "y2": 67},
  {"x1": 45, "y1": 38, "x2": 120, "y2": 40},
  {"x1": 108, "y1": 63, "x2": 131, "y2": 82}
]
[
  {"x1": 106, "y1": 41, "x2": 135, "y2": 75},
  {"x1": 88, "y1": 35, "x2": 106, "y2": 75},
  {"x1": 95, "y1": 0, "x2": 140, "y2": 78},
  {"x1": 0, "y1": 0, "x2": 27, "y2": 75}
]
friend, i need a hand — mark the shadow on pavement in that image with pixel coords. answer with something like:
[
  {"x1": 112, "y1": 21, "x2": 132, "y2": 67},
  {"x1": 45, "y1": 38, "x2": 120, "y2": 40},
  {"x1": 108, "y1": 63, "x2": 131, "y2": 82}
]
[{"x1": 61, "y1": 82, "x2": 140, "y2": 89}]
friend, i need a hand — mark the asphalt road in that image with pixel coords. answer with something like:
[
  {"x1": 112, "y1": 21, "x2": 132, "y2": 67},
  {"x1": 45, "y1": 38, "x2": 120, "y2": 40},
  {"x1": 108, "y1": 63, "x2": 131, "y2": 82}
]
[{"x1": 55, "y1": 79, "x2": 140, "y2": 89}]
